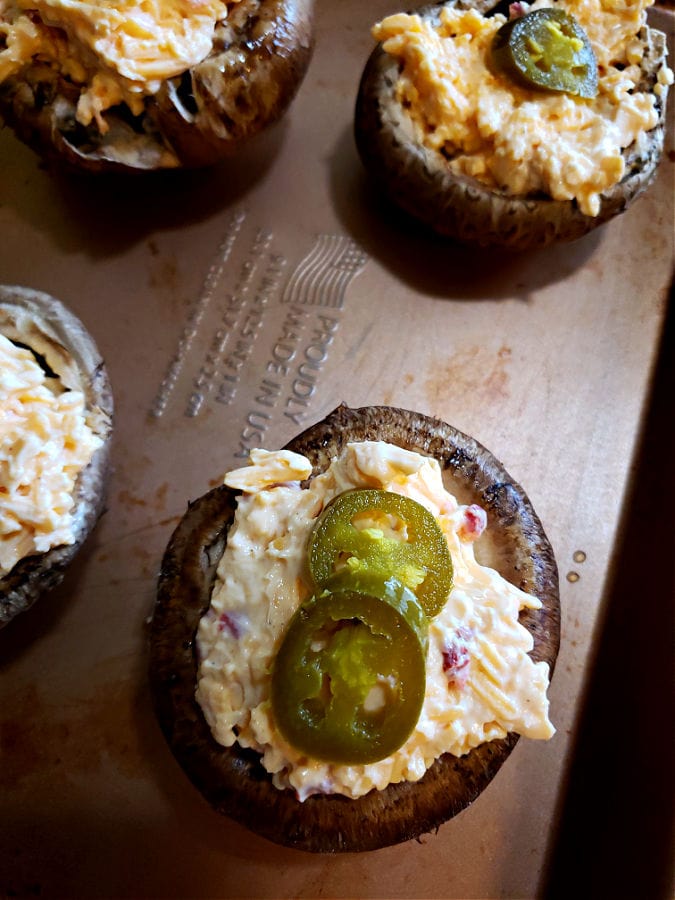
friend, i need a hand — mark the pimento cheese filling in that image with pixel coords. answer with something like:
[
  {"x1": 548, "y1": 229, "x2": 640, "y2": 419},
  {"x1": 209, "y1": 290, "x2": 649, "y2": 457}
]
[
  {"x1": 374, "y1": 0, "x2": 673, "y2": 217},
  {"x1": 196, "y1": 442, "x2": 554, "y2": 802},
  {"x1": 0, "y1": 333, "x2": 103, "y2": 575}
]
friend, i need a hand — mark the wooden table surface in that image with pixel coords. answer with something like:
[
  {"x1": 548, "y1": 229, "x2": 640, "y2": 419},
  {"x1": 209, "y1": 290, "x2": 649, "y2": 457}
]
[{"x1": 1, "y1": 3, "x2": 673, "y2": 897}]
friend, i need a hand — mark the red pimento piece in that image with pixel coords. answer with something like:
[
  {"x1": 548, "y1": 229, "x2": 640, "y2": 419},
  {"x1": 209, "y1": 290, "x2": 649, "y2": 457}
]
[
  {"x1": 509, "y1": 2, "x2": 527, "y2": 18},
  {"x1": 458, "y1": 504, "x2": 487, "y2": 541},
  {"x1": 442, "y1": 627, "x2": 472, "y2": 689},
  {"x1": 218, "y1": 612, "x2": 244, "y2": 638}
]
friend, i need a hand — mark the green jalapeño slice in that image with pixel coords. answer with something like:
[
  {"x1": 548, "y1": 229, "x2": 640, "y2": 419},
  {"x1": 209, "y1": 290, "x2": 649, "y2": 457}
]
[
  {"x1": 308, "y1": 489, "x2": 453, "y2": 617},
  {"x1": 270, "y1": 578, "x2": 428, "y2": 765},
  {"x1": 492, "y1": 8, "x2": 598, "y2": 99}
]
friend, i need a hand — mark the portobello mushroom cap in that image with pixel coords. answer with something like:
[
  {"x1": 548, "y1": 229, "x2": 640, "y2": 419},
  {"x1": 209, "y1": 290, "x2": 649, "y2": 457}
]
[
  {"x1": 0, "y1": 0, "x2": 314, "y2": 172},
  {"x1": 0, "y1": 286, "x2": 113, "y2": 628},
  {"x1": 354, "y1": 1, "x2": 670, "y2": 250},
  {"x1": 149, "y1": 404, "x2": 560, "y2": 852}
]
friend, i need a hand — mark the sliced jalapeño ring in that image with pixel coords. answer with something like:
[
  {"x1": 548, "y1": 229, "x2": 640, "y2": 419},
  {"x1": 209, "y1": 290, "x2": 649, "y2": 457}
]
[
  {"x1": 270, "y1": 577, "x2": 428, "y2": 765},
  {"x1": 308, "y1": 488, "x2": 453, "y2": 617},
  {"x1": 492, "y1": 8, "x2": 598, "y2": 99}
]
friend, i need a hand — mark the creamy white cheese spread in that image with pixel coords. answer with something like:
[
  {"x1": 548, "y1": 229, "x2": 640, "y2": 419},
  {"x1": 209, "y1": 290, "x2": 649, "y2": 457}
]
[
  {"x1": 0, "y1": 333, "x2": 103, "y2": 575},
  {"x1": 196, "y1": 441, "x2": 554, "y2": 801},
  {"x1": 374, "y1": 0, "x2": 673, "y2": 217},
  {"x1": 0, "y1": 0, "x2": 241, "y2": 132}
]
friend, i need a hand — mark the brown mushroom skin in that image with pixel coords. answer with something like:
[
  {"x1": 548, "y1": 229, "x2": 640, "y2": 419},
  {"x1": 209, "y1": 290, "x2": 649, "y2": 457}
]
[
  {"x1": 0, "y1": 0, "x2": 315, "y2": 173},
  {"x1": 149, "y1": 404, "x2": 560, "y2": 853},
  {"x1": 0, "y1": 286, "x2": 113, "y2": 628},
  {"x1": 354, "y1": 2, "x2": 669, "y2": 250}
]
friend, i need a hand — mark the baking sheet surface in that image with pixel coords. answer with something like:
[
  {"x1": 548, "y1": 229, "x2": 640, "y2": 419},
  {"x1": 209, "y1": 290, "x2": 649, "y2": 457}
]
[{"x1": 0, "y1": 2, "x2": 673, "y2": 897}]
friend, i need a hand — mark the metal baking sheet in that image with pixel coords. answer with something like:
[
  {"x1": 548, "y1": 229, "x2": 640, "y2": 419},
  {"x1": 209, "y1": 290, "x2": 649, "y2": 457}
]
[{"x1": 1, "y1": 2, "x2": 673, "y2": 897}]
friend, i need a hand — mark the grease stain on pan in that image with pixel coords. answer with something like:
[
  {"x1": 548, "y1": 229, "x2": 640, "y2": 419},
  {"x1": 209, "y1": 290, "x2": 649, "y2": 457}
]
[
  {"x1": 154, "y1": 482, "x2": 169, "y2": 512},
  {"x1": 0, "y1": 677, "x2": 146, "y2": 790},
  {"x1": 117, "y1": 488, "x2": 148, "y2": 509},
  {"x1": 116, "y1": 482, "x2": 169, "y2": 513},
  {"x1": 426, "y1": 344, "x2": 512, "y2": 407},
  {"x1": 130, "y1": 543, "x2": 155, "y2": 578},
  {"x1": 148, "y1": 250, "x2": 180, "y2": 293},
  {"x1": 383, "y1": 373, "x2": 415, "y2": 406}
]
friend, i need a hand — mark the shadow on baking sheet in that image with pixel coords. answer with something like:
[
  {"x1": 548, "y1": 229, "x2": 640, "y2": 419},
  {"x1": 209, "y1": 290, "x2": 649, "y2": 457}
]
[
  {"x1": 0, "y1": 655, "x2": 293, "y2": 899},
  {"x1": 328, "y1": 125, "x2": 602, "y2": 302},
  {"x1": 0, "y1": 533, "x2": 103, "y2": 667},
  {"x1": 0, "y1": 120, "x2": 287, "y2": 258},
  {"x1": 540, "y1": 279, "x2": 675, "y2": 900}
]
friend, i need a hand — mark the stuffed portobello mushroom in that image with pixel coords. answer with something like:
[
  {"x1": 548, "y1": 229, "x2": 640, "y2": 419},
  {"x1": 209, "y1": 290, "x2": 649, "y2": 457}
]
[
  {"x1": 149, "y1": 404, "x2": 560, "y2": 852},
  {"x1": 0, "y1": 0, "x2": 314, "y2": 172},
  {"x1": 0, "y1": 286, "x2": 113, "y2": 628},
  {"x1": 355, "y1": 0, "x2": 673, "y2": 249}
]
